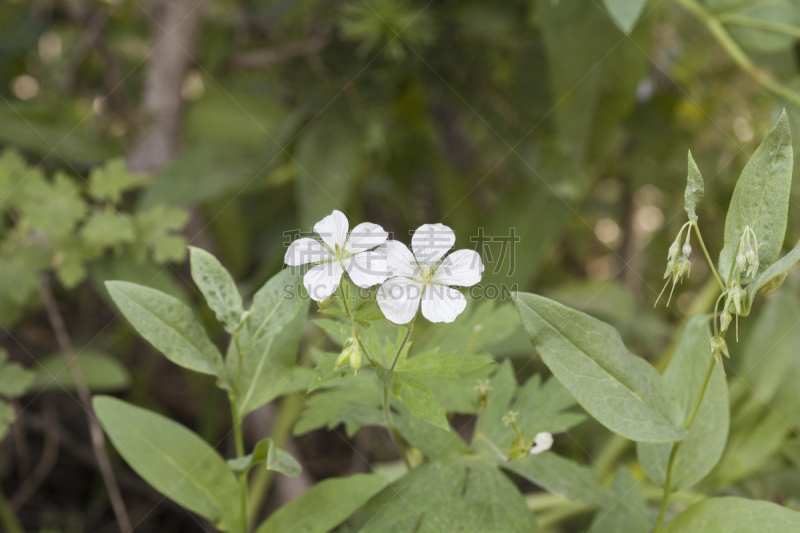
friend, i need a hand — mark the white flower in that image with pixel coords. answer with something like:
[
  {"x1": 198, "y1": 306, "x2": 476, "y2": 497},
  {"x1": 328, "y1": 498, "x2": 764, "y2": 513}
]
[
  {"x1": 530, "y1": 432, "x2": 553, "y2": 455},
  {"x1": 376, "y1": 223, "x2": 483, "y2": 324},
  {"x1": 284, "y1": 210, "x2": 389, "y2": 301}
]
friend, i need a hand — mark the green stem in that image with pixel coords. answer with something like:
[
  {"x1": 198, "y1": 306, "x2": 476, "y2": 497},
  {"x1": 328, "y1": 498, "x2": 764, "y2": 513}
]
[
  {"x1": 718, "y1": 13, "x2": 800, "y2": 39},
  {"x1": 247, "y1": 393, "x2": 305, "y2": 527},
  {"x1": 229, "y1": 394, "x2": 248, "y2": 533},
  {"x1": 338, "y1": 284, "x2": 376, "y2": 366},
  {"x1": 653, "y1": 354, "x2": 717, "y2": 532},
  {"x1": 673, "y1": 0, "x2": 800, "y2": 110},
  {"x1": 691, "y1": 223, "x2": 725, "y2": 290},
  {"x1": 383, "y1": 385, "x2": 411, "y2": 468},
  {"x1": 390, "y1": 320, "x2": 415, "y2": 371},
  {"x1": 0, "y1": 487, "x2": 23, "y2": 533}
]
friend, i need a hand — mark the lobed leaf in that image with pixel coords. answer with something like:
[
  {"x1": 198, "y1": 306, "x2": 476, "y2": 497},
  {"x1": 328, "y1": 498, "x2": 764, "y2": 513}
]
[{"x1": 227, "y1": 437, "x2": 301, "y2": 477}]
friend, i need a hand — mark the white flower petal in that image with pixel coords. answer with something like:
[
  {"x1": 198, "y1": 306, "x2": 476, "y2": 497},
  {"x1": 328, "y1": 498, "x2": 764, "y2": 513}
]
[
  {"x1": 303, "y1": 262, "x2": 343, "y2": 301},
  {"x1": 345, "y1": 222, "x2": 388, "y2": 253},
  {"x1": 313, "y1": 210, "x2": 349, "y2": 251},
  {"x1": 377, "y1": 277, "x2": 423, "y2": 324},
  {"x1": 421, "y1": 284, "x2": 466, "y2": 323},
  {"x1": 346, "y1": 250, "x2": 389, "y2": 288},
  {"x1": 530, "y1": 432, "x2": 553, "y2": 455},
  {"x1": 432, "y1": 249, "x2": 484, "y2": 287},
  {"x1": 411, "y1": 223, "x2": 455, "y2": 266},
  {"x1": 378, "y1": 240, "x2": 419, "y2": 278},
  {"x1": 284, "y1": 238, "x2": 332, "y2": 266}
]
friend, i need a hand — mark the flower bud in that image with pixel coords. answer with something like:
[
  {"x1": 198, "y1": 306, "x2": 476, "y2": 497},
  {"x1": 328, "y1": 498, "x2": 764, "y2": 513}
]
[
  {"x1": 336, "y1": 348, "x2": 351, "y2": 369},
  {"x1": 674, "y1": 255, "x2": 691, "y2": 281},
  {"x1": 682, "y1": 241, "x2": 692, "y2": 257},
  {"x1": 710, "y1": 335, "x2": 729, "y2": 361},
  {"x1": 728, "y1": 285, "x2": 744, "y2": 315},
  {"x1": 474, "y1": 379, "x2": 492, "y2": 410},
  {"x1": 668, "y1": 241, "x2": 680, "y2": 261},
  {"x1": 350, "y1": 347, "x2": 362, "y2": 374},
  {"x1": 720, "y1": 312, "x2": 732, "y2": 332},
  {"x1": 745, "y1": 245, "x2": 755, "y2": 265},
  {"x1": 736, "y1": 250, "x2": 747, "y2": 272},
  {"x1": 530, "y1": 432, "x2": 554, "y2": 455}
]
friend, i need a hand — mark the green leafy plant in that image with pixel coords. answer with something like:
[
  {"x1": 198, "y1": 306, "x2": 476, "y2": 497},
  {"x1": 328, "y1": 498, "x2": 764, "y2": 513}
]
[{"x1": 91, "y1": 112, "x2": 800, "y2": 532}]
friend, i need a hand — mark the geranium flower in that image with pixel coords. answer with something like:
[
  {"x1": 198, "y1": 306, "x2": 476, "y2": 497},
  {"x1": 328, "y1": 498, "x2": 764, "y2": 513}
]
[
  {"x1": 376, "y1": 223, "x2": 483, "y2": 324},
  {"x1": 284, "y1": 210, "x2": 389, "y2": 301}
]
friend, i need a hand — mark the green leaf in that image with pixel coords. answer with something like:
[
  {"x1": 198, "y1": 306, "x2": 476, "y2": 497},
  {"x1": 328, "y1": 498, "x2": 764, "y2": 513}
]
[
  {"x1": 29, "y1": 351, "x2": 130, "y2": 393},
  {"x1": 81, "y1": 211, "x2": 136, "y2": 248},
  {"x1": 255, "y1": 474, "x2": 385, "y2": 533},
  {"x1": 503, "y1": 452, "x2": 619, "y2": 508},
  {"x1": 588, "y1": 467, "x2": 649, "y2": 533},
  {"x1": 393, "y1": 409, "x2": 468, "y2": 459},
  {"x1": 132, "y1": 205, "x2": 190, "y2": 264},
  {"x1": 719, "y1": 110, "x2": 793, "y2": 283},
  {"x1": 744, "y1": 239, "x2": 800, "y2": 310},
  {"x1": 393, "y1": 349, "x2": 494, "y2": 378},
  {"x1": 685, "y1": 150, "x2": 704, "y2": 222},
  {"x1": 637, "y1": 317, "x2": 728, "y2": 489},
  {"x1": 396, "y1": 374, "x2": 450, "y2": 431},
  {"x1": 0, "y1": 350, "x2": 34, "y2": 397},
  {"x1": 105, "y1": 281, "x2": 226, "y2": 383},
  {"x1": 189, "y1": 247, "x2": 243, "y2": 334},
  {"x1": 294, "y1": 377, "x2": 384, "y2": 436},
  {"x1": 662, "y1": 497, "x2": 800, "y2": 532},
  {"x1": 232, "y1": 270, "x2": 308, "y2": 417},
  {"x1": 227, "y1": 437, "x2": 301, "y2": 477},
  {"x1": 727, "y1": 1, "x2": 800, "y2": 54},
  {"x1": 88, "y1": 159, "x2": 144, "y2": 204},
  {"x1": 359, "y1": 458, "x2": 538, "y2": 533},
  {"x1": 93, "y1": 396, "x2": 242, "y2": 532},
  {"x1": 18, "y1": 172, "x2": 87, "y2": 238},
  {"x1": 603, "y1": 0, "x2": 647, "y2": 34},
  {"x1": 514, "y1": 293, "x2": 686, "y2": 442}
]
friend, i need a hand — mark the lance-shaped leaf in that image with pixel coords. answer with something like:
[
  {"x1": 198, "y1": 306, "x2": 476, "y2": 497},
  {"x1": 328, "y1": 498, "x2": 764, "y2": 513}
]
[
  {"x1": 515, "y1": 293, "x2": 686, "y2": 442},
  {"x1": 744, "y1": 238, "x2": 800, "y2": 313},
  {"x1": 105, "y1": 281, "x2": 226, "y2": 384},
  {"x1": 93, "y1": 396, "x2": 242, "y2": 533},
  {"x1": 232, "y1": 269, "x2": 308, "y2": 417},
  {"x1": 189, "y1": 246, "x2": 243, "y2": 334},
  {"x1": 663, "y1": 497, "x2": 800, "y2": 532},
  {"x1": 503, "y1": 452, "x2": 619, "y2": 508},
  {"x1": 685, "y1": 150, "x2": 704, "y2": 222},
  {"x1": 637, "y1": 316, "x2": 728, "y2": 489},
  {"x1": 227, "y1": 437, "x2": 301, "y2": 477},
  {"x1": 718, "y1": 110, "x2": 793, "y2": 283},
  {"x1": 255, "y1": 474, "x2": 385, "y2": 533},
  {"x1": 603, "y1": 0, "x2": 647, "y2": 34}
]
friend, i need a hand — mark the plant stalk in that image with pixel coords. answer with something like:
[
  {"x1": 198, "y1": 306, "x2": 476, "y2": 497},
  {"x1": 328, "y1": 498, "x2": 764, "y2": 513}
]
[
  {"x1": 39, "y1": 276, "x2": 132, "y2": 533},
  {"x1": 229, "y1": 395, "x2": 248, "y2": 533},
  {"x1": 691, "y1": 223, "x2": 724, "y2": 290},
  {"x1": 653, "y1": 354, "x2": 717, "y2": 532},
  {"x1": 673, "y1": 0, "x2": 800, "y2": 111}
]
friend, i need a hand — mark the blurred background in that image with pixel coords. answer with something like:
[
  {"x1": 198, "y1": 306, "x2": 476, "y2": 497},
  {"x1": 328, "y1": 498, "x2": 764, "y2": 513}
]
[{"x1": 1, "y1": 0, "x2": 800, "y2": 531}]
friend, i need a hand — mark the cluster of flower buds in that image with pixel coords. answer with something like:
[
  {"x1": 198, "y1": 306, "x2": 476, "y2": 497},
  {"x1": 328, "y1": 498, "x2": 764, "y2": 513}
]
[
  {"x1": 474, "y1": 379, "x2": 492, "y2": 411},
  {"x1": 657, "y1": 226, "x2": 692, "y2": 307},
  {"x1": 718, "y1": 281, "x2": 744, "y2": 333},
  {"x1": 736, "y1": 225, "x2": 760, "y2": 278},
  {"x1": 336, "y1": 338, "x2": 362, "y2": 374}
]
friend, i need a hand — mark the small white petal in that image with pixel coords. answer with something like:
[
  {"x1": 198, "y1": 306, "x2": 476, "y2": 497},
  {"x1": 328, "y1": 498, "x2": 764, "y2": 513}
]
[
  {"x1": 411, "y1": 223, "x2": 455, "y2": 266},
  {"x1": 314, "y1": 210, "x2": 349, "y2": 251},
  {"x1": 345, "y1": 222, "x2": 388, "y2": 253},
  {"x1": 377, "y1": 277, "x2": 423, "y2": 324},
  {"x1": 346, "y1": 250, "x2": 389, "y2": 288},
  {"x1": 432, "y1": 249, "x2": 484, "y2": 287},
  {"x1": 378, "y1": 240, "x2": 420, "y2": 278},
  {"x1": 303, "y1": 262, "x2": 343, "y2": 301},
  {"x1": 284, "y1": 238, "x2": 332, "y2": 266},
  {"x1": 421, "y1": 284, "x2": 466, "y2": 323},
  {"x1": 530, "y1": 432, "x2": 553, "y2": 455}
]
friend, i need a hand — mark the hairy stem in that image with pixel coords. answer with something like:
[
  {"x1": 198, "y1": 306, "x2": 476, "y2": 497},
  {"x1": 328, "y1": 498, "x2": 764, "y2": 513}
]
[
  {"x1": 673, "y1": 0, "x2": 800, "y2": 110},
  {"x1": 653, "y1": 354, "x2": 717, "y2": 532},
  {"x1": 229, "y1": 395, "x2": 248, "y2": 533},
  {"x1": 338, "y1": 284, "x2": 376, "y2": 365},
  {"x1": 39, "y1": 276, "x2": 132, "y2": 533}
]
